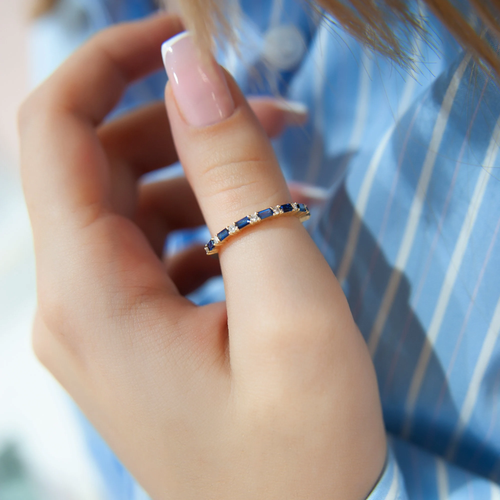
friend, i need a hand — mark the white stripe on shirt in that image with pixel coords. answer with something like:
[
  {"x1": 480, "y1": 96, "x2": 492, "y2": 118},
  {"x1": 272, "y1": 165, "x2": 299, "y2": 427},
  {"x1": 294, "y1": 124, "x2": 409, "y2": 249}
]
[
  {"x1": 336, "y1": 21, "x2": 425, "y2": 288},
  {"x1": 436, "y1": 457, "x2": 449, "y2": 500},
  {"x1": 337, "y1": 124, "x2": 394, "y2": 285},
  {"x1": 385, "y1": 461, "x2": 400, "y2": 500},
  {"x1": 403, "y1": 115, "x2": 500, "y2": 438},
  {"x1": 491, "y1": 482, "x2": 500, "y2": 500},
  {"x1": 446, "y1": 293, "x2": 500, "y2": 460},
  {"x1": 347, "y1": 47, "x2": 372, "y2": 152},
  {"x1": 367, "y1": 54, "x2": 471, "y2": 358},
  {"x1": 305, "y1": 22, "x2": 328, "y2": 184},
  {"x1": 269, "y1": 0, "x2": 283, "y2": 27}
]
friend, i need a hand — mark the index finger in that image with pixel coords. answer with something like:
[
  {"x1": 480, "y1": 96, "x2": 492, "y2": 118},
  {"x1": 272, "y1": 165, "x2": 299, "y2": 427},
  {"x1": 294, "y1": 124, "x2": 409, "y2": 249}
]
[
  {"x1": 19, "y1": 15, "x2": 188, "y2": 338},
  {"x1": 28, "y1": 14, "x2": 183, "y2": 126},
  {"x1": 20, "y1": 14, "x2": 183, "y2": 233}
]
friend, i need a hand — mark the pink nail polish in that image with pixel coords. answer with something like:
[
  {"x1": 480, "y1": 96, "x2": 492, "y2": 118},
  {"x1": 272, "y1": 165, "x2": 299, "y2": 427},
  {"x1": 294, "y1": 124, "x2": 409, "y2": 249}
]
[{"x1": 161, "y1": 32, "x2": 235, "y2": 127}]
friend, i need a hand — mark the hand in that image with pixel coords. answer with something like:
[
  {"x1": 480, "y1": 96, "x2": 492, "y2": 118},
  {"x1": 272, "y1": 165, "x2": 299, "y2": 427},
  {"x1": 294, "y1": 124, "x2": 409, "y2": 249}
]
[{"x1": 19, "y1": 14, "x2": 386, "y2": 500}]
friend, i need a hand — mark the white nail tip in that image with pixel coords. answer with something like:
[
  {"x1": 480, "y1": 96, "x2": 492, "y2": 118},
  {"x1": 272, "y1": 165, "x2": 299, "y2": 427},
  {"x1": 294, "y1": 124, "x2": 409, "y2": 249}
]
[
  {"x1": 290, "y1": 183, "x2": 329, "y2": 200},
  {"x1": 274, "y1": 100, "x2": 308, "y2": 116},
  {"x1": 161, "y1": 31, "x2": 191, "y2": 62}
]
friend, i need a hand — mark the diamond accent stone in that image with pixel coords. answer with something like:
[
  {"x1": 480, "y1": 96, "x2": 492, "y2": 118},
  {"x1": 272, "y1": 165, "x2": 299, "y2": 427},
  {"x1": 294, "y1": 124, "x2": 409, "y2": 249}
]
[
  {"x1": 213, "y1": 235, "x2": 220, "y2": 244},
  {"x1": 249, "y1": 213, "x2": 260, "y2": 224},
  {"x1": 273, "y1": 205, "x2": 282, "y2": 215},
  {"x1": 228, "y1": 224, "x2": 237, "y2": 235},
  {"x1": 292, "y1": 202, "x2": 299, "y2": 211}
]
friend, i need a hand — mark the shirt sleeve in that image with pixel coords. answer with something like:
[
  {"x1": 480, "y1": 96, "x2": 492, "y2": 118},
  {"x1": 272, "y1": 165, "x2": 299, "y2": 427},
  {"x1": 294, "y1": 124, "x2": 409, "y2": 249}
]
[
  {"x1": 365, "y1": 438, "x2": 409, "y2": 500},
  {"x1": 366, "y1": 434, "x2": 500, "y2": 500}
]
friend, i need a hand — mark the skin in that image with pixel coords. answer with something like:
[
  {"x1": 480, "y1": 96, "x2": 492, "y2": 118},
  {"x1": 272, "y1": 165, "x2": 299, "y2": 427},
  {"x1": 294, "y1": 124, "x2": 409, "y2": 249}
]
[{"x1": 19, "y1": 14, "x2": 387, "y2": 500}]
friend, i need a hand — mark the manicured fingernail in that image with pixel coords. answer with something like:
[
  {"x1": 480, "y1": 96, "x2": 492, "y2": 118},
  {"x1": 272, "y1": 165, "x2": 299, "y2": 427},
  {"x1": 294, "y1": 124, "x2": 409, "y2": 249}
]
[
  {"x1": 288, "y1": 181, "x2": 329, "y2": 201},
  {"x1": 273, "y1": 99, "x2": 308, "y2": 115},
  {"x1": 161, "y1": 32, "x2": 235, "y2": 127},
  {"x1": 273, "y1": 99, "x2": 308, "y2": 125}
]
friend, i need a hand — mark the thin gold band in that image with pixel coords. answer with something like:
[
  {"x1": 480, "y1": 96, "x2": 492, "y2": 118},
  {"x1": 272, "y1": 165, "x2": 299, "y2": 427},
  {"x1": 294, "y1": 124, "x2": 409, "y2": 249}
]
[{"x1": 204, "y1": 202, "x2": 310, "y2": 255}]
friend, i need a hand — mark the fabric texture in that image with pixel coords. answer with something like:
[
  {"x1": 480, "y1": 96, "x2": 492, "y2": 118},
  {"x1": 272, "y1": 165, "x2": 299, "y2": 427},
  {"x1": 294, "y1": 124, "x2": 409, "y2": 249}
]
[{"x1": 31, "y1": 1, "x2": 500, "y2": 498}]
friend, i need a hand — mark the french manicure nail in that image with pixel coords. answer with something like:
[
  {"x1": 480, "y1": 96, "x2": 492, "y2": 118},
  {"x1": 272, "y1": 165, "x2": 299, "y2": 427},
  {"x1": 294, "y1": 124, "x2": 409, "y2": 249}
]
[
  {"x1": 274, "y1": 99, "x2": 308, "y2": 125},
  {"x1": 161, "y1": 32, "x2": 235, "y2": 127},
  {"x1": 273, "y1": 99, "x2": 308, "y2": 116},
  {"x1": 288, "y1": 181, "x2": 329, "y2": 201}
]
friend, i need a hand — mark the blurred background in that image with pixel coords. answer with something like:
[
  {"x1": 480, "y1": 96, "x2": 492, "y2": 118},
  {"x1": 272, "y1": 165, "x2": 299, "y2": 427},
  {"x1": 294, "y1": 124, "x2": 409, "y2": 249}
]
[{"x1": 0, "y1": 1, "x2": 105, "y2": 498}]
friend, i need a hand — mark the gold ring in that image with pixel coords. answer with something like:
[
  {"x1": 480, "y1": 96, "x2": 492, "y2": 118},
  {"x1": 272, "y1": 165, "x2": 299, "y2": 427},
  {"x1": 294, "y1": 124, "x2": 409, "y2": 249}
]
[{"x1": 204, "y1": 202, "x2": 310, "y2": 255}]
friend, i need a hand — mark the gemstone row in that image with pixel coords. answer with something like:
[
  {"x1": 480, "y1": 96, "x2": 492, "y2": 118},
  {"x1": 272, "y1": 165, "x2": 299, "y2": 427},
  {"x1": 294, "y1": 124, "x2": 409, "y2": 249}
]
[{"x1": 205, "y1": 203, "x2": 309, "y2": 254}]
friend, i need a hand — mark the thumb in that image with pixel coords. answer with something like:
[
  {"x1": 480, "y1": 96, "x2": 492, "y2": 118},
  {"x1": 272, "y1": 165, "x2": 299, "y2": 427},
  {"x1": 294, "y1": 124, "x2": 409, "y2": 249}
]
[
  {"x1": 161, "y1": 32, "x2": 291, "y2": 230},
  {"x1": 161, "y1": 33, "x2": 349, "y2": 362}
]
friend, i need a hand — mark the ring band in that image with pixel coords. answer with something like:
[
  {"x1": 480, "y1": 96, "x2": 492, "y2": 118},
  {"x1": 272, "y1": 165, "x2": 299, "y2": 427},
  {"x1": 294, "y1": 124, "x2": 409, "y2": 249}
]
[{"x1": 204, "y1": 202, "x2": 310, "y2": 255}]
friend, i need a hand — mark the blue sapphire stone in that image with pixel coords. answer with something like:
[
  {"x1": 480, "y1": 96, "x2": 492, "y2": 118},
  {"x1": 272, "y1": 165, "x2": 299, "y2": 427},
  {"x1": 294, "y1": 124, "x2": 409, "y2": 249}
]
[
  {"x1": 298, "y1": 203, "x2": 307, "y2": 212},
  {"x1": 257, "y1": 208, "x2": 274, "y2": 219},
  {"x1": 207, "y1": 240, "x2": 215, "y2": 252},
  {"x1": 217, "y1": 228, "x2": 230, "y2": 241},
  {"x1": 281, "y1": 203, "x2": 293, "y2": 213},
  {"x1": 236, "y1": 216, "x2": 250, "y2": 229}
]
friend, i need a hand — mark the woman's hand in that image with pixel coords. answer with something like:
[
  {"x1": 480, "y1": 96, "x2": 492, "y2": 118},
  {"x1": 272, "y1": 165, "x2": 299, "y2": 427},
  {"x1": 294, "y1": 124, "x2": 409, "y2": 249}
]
[{"x1": 19, "y1": 14, "x2": 386, "y2": 500}]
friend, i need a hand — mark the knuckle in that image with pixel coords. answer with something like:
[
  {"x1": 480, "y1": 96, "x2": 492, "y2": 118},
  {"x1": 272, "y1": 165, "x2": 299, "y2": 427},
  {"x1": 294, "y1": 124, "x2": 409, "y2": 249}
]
[
  {"x1": 86, "y1": 28, "x2": 128, "y2": 82},
  {"x1": 92, "y1": 22, "x2": 121, "y2": 46},
  {"x1": 32, "y1": 314, "x2": 53, "y2": 369},
  {"x1": 199, "y1": 156, "x2": 280, "y2": 209},
  {"x1": 31, "y1": 305, "x2": 70, "y2": 373},
  {"x1": 18, "y1": 89, "x2": 61, "y2": 150},
  {"x1": 35, "y1": 268, "x2": 91, "y2": 353},
  {"x1": 31, "y1": 308, "x2": 81, "y2": 385},
  {"x1": 17, "y1": 93, "x2": 43, "y2": 135},
  {"x1": 36, "y1": 287, "x2": 70, "y2": 343},
  {"x1": 84, "y1": 25, "x2": 112, "y2": 52},
  {"x1": 17, "y1": 98, "x2": 32, "y2": 133}
]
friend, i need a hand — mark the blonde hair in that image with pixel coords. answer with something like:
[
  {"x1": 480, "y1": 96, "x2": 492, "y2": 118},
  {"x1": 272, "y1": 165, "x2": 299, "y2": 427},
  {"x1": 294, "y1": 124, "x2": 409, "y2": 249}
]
[
  {"x1": 32, "y1": 0, "x2": 500, "y2": 76},
  {"x1": 31, "y1": 0, "x2": 58, "y2": 18},
  {"x1": 172, "y1": 0, "x2": 500, "y2": 77}
]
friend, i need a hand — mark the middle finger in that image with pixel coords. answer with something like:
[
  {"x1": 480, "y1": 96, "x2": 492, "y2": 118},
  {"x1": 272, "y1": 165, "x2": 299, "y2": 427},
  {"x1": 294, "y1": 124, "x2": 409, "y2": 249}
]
[{"x1": 99, "y1": 97, "x2": 308, "y2": 218}]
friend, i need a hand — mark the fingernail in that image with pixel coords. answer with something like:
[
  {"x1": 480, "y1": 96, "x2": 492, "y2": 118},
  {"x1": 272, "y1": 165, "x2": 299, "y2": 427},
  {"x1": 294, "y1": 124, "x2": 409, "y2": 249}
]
[
  {"x1": 161, "y1": 32, "x2": 235, "y2": 127},
  {"x1": 273, "y1": 99, "x2": 308, "y2": 115},
  {"x1": 273, "y1": 99, "x2": 308, "y2": 125},
  {"x1": 288, "y1": 181, "x2": 329, "y2": 201}
]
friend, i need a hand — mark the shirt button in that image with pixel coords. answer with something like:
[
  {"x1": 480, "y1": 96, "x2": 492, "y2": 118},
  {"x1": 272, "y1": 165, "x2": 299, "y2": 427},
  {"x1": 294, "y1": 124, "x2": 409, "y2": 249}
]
[{"x1": 261, "y1": 25, "x2": 306, "y2": 71}]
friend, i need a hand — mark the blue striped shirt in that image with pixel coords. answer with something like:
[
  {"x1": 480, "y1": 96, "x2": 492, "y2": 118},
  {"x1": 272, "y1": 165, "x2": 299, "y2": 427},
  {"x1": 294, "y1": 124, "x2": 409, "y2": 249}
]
[{"x1": 32, "y1": 0, "x2": 500, "y2": 498}]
